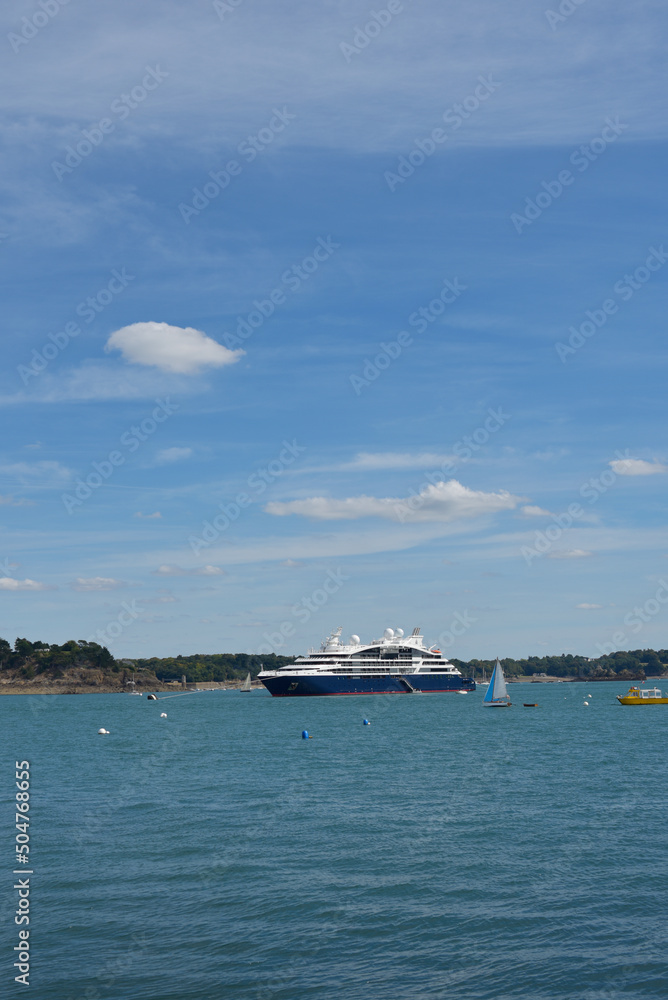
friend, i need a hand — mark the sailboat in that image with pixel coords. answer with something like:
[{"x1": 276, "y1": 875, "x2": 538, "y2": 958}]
[
  {"x1": 482, "y1": 658, "x2": 511, "y2": 707},
  {"x1": 126, "y1": 672, "x2": 142, "y2": 695},
  {"x1": 240, "y1": 672, "x2": 252, "y2": 692}
]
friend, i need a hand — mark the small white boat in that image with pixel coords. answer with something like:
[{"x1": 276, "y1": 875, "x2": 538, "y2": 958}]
[
  {"x1": 483, "y1": 658, "x2": 512, "y2": 708},
  {"x1": 126, "y1": 672, "x2": 142, "y2": 695},
  {"x1": 240, "y1": 672, "x2": 252, "y2": 692}
]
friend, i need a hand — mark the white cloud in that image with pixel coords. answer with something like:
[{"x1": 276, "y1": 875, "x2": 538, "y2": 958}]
[
  {"x1": 105, "y1": 322, "x2": 244, "y2": 374},
  {"x1": 153, "y1": 564, "x2": 225, "y2": 576},
  {"x1": 0, "y1": 577, "x2": 50, "y2": 591},
  {"x1": 136, "y1": 520, "x2": 488, "y2": 570},
  {"x1": 265, "y1": 479, "x2": 522, "y2": 523},
  {"x1": 576, "y1": 603, "x2": 603, "y2": 610},
  {"x1": 341, "y1": 452, "x2": 455, "y2": 471},
  {"x1": 143, "y1": 595, "x2": 178, "y2": 606},
  {"x1": 0, "y1": 495, "x2": 33, "y2": 506},
  {"x1": 0, "y1": 461, "x2": 70, "y2": 482},
  {"x1": 2, "y1": 2, "x2": 665, "y2": 157},
  {"x1": 71, "y1": 577, "x2": 126, "y2": 591},
  {"x1": 134, "y1": 511, "x2": 162, "y2": 519},
  {"x1": 609, "y1": 458, "x2": 667, "y2": 476},
  {"x1": 521, "y1": 505, "x2": 553, "y2": 517},
  {"x1": 155, "y1": 447, "x2": 193, "y2": 464},
  {"x1": 0, "y1": 361, "x2": 206, "y2": 406},
  {"x1": 532, "y1": 449, "x2": 570, "y2": 462},
  {"x1": 281, "y1": 559, "x2": 304, "y2": 567},
  {"x1": 548, "y1": 550, "x2": 593, "y2": 560}
]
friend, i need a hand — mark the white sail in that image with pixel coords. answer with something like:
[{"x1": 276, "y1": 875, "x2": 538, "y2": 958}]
[
  {"x1": 491, "y1": 659, "x2": 507, "y2": 701},
  {"x1": 483, "y1": 658, "x2": 509, "y2": 705}
]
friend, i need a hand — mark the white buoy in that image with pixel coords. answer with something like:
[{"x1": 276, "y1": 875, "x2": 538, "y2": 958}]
[
  {"x1": 98, "y1": 728, "x2": 109, "y2": 734},
  {"x1": 160, "y1": 712, "x2": 167, "y2": 718}
]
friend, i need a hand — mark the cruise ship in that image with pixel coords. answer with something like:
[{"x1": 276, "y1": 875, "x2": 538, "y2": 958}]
[{"x1": 258, "y1": 626, "x2": 476, "y2": 697}]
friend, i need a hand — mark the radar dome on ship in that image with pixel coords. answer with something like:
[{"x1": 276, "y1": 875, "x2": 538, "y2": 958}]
[
  {"x1": 350, "y1": 635, "x2": 360, "y2": 645},
  {"x1": 383, "y1": 628, "x2": 394, "y2": 639},
  {"x1": 395, "y1": 628, "x2": 404, "y2": 638}
]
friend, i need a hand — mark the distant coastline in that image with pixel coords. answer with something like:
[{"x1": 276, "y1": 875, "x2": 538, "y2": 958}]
[
  {"x1": 0, "y1": 673, "x2": 263, "y2": 697},
  {"x1": 0, "y1": 679, "x2": 261, "y2": 696},
  {"x1": 0, "y1": 638, "x2": 288, "y2": 696},
  {"x1": 2, "y1": 674, "x2": 655, "y2": 696},
  {"x1": 1, "y1": 635, "x2": 663, "y2": 695}
]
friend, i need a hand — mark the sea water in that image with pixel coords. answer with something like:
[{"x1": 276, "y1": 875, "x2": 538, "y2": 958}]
[{"x1": 1, "y1": 682, "x2": 667, "y2": 999}]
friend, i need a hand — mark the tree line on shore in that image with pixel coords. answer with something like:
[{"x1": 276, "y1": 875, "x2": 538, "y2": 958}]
[
  {"x1": 0, "y1": 638, "x2": 293, "y2": 684},
  {"x1": 453, "y1": 648, "x2": 668, "y2": 681},
  {"x1": 131, "y1": 652, "x2": 295, "y2": 683},
  {"x1": 1, "y1": 637, "x2": 666, "y2": 684},
  {"x1": 0, "y1": 638, "x2": 114, "y2": 679}
]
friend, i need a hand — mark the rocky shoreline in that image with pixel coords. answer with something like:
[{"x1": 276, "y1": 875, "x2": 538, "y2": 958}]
[{"x1": 0, "y1": 676, "x2": 261, "y2": 695}]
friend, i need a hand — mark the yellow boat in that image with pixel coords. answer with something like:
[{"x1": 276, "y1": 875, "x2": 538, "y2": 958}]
[{"x1": 617, "y1": 686, "x2": 668, "y2": 705}]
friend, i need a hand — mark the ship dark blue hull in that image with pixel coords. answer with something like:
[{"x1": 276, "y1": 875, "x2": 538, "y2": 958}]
[{"x1": 261, "y1": 673, "x2": 476, "y2": 697}]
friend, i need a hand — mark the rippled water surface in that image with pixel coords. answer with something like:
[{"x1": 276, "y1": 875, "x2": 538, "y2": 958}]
[{"x1": 2, "y1": 682, "x2": 667, "y2": 999}]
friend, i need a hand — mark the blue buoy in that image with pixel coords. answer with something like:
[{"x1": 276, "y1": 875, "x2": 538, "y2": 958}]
[
  {"x1": 363, "y1": 719, "x2": 370, "y2": 725},
  {"x1": 302, "y1": 730, "x2": 309, "y2": 739}
]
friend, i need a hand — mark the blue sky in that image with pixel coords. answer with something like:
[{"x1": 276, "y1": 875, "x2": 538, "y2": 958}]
[{"x1": 1, "y1": 0, "x2": 667, "y2": 659}]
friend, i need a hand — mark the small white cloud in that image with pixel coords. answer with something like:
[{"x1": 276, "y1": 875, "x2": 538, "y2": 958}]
[
  {"x1": 134, "y1": 511, "x2": 162, "y2": 519},
  {"x1": 265, "y1": 479, "x2": 522, "y2": 523},
  {"x1": 548, "y1": 549, "x2": 593, "y2": 560},
  {"x1": 71, "y1": 577, "x2": 126, "y2": 591},
  {"x1": 532, "y1": 448, "x2": 569, "y2": 462},
  {"x1": 576, "y1": 603, "x2": 603, "y2": 610},
  {"x1": 153, "y1": 564, "x2": 225, "y2": 577},
  {"x1": 610, "y1": 457, "x2": 667, "y2": 476},
  {"x1": 0, "y1": 577, "x2": 50, "y2": 591},
  {"x1": 155, "y1": 447, "x2": 193, "y2": 464},
  {"x1": 342, "y1": 452, "x2": 456, "y2": 471},
  {"x1": 105, "y1": 321, "x2": 244, "y2": 374},
  {"x1": 0, "y1": 495, "x2": 33, "y2": 506},
  {"x1": 521, "y1": 505, "x2": 553, "y2": 517},
  {"x1": 281, "y1": 559, "x2": 304, "y2": 567}
]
